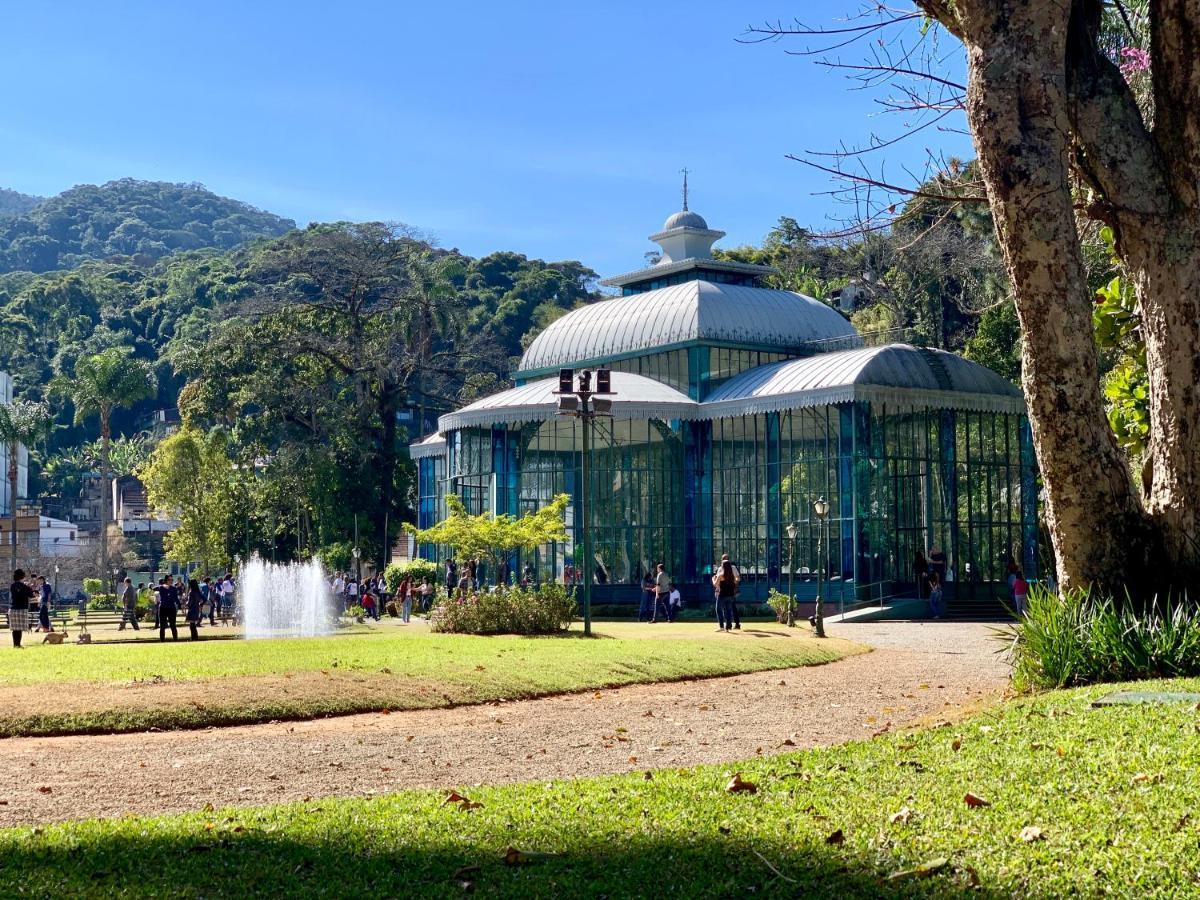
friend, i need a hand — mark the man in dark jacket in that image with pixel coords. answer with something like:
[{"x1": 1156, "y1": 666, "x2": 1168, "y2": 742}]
[
  {"x1": 156, "y1": 577, "x2": 179, "y2": 641},
  {"x1": 118, "y1": 577, "x2": 140, "y2": 631}
]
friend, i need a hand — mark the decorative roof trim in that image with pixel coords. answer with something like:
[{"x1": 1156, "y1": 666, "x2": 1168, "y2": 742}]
[
  {"x1": 409, "y1": 434, "x2": 447, "y2": 459},
  {"x1": 600, "y1": 256, "x2": 776, "y2": 288},
  {"x1": 696, "y1": 385, "x2": 1024, "y2": 420}
]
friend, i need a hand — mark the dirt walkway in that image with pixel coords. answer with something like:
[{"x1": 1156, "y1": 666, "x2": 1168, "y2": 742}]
[{"x1": 0, "y1": 622, "x2": 1010, "y2": 827}]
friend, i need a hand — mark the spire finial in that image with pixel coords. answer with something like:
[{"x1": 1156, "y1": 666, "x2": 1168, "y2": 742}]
[{"x1": 680, "y1": 166, "x2": 690, "y2": 211}]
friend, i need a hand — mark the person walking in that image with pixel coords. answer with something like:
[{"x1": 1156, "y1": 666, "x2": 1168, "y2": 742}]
[
  {"x1": 712, "y1": 559, "x2": 738, "y2": 632},
  {"x1": 185, "y1": 579, "x2": 203, "y2": 641},
  {"x1": 419, "y1": 577, "x2": 433, "y2": 612},
  {"x1": 118, "y1": 577, "x2": 140, "y2": 631},
  {"x1": 928, "y1": 570, "x2": 944, "y2": 619},
  {"x1": 157, "y1": 577, "x2": 179, "y2": 641},
  {"x1": 652, "y1": 563, "x2": 670, "y2": 623},
  {"x1": 7, "y1": 569, "x2": 32, "y2": 649}
]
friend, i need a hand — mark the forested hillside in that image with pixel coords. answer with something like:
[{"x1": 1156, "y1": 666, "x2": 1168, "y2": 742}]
[
  {"x1": 0, "y1": 188, "x2": 42, "y2": 218},
  {"x1": 0, "y1": 179, "x2": 296, "y2": 273}
]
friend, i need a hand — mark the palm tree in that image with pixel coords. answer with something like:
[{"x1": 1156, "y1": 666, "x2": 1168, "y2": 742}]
[
  {"x1": 0, "y1": 398, "x2": 54, "y2": 570},
  {"x1": 54, "y1": 348, "x2": 156, "y2": 584}
]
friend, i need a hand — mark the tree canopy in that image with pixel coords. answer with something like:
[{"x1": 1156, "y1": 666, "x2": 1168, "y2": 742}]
[{"x1": 0, "y1": 179, "x2": 295, "y2": 274}]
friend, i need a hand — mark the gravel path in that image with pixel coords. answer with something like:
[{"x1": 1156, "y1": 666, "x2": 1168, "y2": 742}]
[{"x1": 0, "y1": 621, "x2": 1010, "y2": 827}]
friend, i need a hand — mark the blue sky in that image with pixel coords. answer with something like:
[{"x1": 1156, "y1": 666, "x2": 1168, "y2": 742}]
[{"x1": 1, "y1": 1, "x2": 971, "y2": 277}]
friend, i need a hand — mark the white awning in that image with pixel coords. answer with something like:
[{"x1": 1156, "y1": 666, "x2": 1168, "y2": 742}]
[
  {"x1": 437, "y1": 371, "x2": 699, "y2": 432},
  {"x1": 699, "y1": 344, "x2": 1025, "y2": 417}
]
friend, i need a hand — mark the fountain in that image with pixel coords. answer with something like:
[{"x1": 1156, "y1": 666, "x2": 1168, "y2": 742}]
[{"x1": 240, "y1": 555, "x2": 335, "y2": 639}]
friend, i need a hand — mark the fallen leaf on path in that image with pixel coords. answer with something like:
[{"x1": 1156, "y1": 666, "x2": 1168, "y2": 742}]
[
  {"x1": 964, "y1": 793, "x2": 990, "y2": 808},
  {"x1": 643, "y1": 710, "x2": 654, "y2": 717},
  {"x1": 888, "y1": 857, "x2": 949, "y2": 881},
  {"x1": 889, "y1": 807, "x2": 913, "y2": 825},
  {"x1": 36, "y1": 787, "x2": 51, "y2": 794},
  {"x1": 780, "y1": 739, "x2": 796, "y2": 747},
  {"x1": 1132, "y1": 772, "x2": 1163, "y2": 785},
  {"x1": 628, "y1": 755, "x2": 638, "y2": 764},
  {"x1": 725, "y1": 773, "x2": 758, "y2": 794},
  {"x1": 1019, "y1": 825, "x2": 1045, "y2": 842}
]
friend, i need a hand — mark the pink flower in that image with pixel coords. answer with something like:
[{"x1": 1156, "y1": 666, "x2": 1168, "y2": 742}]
[{"x1": 1120, "y1": 47, "x2": 1151, "y2": 75}]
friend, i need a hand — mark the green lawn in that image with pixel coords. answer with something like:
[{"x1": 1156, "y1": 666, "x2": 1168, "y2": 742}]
[
  {"x1": 5, "y1": 678, "x2": 1198, "y2": 898},
  {"x1": 0, "y1": 622, "x2": 859, "y2": 737}
]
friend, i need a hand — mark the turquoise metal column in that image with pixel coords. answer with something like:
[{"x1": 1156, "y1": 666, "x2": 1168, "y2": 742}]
[{"x1": 1018, "y1": 416, "x2": 1039, "y2": 579}]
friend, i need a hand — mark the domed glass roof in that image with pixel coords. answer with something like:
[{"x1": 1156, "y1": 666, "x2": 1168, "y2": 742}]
[
  {"x1": 519, "y1": 280, "x2": 861, "y2": 373},
  {"x1": 661, "y1": 209, "x2": 709, "y2": 231}
]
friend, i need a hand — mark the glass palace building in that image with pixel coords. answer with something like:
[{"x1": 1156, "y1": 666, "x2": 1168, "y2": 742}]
[{"x1": 412, "y1": 206, "x2": 1038, "y2": 609}]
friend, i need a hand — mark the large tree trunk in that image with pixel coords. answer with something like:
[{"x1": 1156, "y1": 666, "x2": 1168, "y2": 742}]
[
  {"x1": 937, "y1": 0, "x2": 1148, "y2": 591},
  {"x1": 1122, "y1": 222, "x2": 1200, "y2": 578}
]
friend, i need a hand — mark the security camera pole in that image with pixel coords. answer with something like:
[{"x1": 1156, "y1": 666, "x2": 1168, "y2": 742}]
[{"x1": 555, "y1": 366, "x2": 614, "y2": 637}]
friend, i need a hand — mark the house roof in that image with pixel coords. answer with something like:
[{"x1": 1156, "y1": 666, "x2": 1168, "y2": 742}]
[{"x1": 518, "y1": 280, "x2": 861, "y2": 374}]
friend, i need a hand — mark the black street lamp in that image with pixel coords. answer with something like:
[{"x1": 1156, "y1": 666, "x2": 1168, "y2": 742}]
[
  {"x1": 785, "y1": 522, "x2": 798, "y2": 627},
  {"x1": 555, "y1": 366, "x2": 615, "y2": 637},
  {"x1": 812, "y1": 496, "x2": 829, "y2": 638}
]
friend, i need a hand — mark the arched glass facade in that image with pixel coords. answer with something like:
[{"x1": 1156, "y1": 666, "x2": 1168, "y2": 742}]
[{"x1": 414, "y1": 209, "x2": 1039, "y2": 612}]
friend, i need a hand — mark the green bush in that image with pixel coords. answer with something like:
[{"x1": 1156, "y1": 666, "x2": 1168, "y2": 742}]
[
  {"x1": 1006, "y1": 586, "x2": 1200, "y2": 691},
  {"x1": 766, "y1": 589, "x2": 792, "y2": 623},
  {"x1": 430, "y1": 584, "x2": 576, "y2": 635},
  {"x1": 82, "y1": 578, "x2": 104, "y2": 597},
  {"x1": 344, "y1": 604, "x2": 366, "y2": 620},
  {"x1": 383, "y1": 559, "x2": 439, "y2": 592}
]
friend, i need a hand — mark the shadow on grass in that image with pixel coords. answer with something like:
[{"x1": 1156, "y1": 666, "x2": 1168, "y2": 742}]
[{"x1": 0, "y1": 827, "x2": 1002, "y2": 898}]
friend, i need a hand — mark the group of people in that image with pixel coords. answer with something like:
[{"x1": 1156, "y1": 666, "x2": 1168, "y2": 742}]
[
  {"x1": 328, "y1": 571, "x2": 435, "y2": 623},
  {"x1": 5, "y1": 569, "x2": 52, "y2": 648},
  {"x1": 913, "y1": 550, "x2": 1028, "y2": 619},
  {"x1": 118, "y1": 573, "x2": 237, "y2": 640},
  {"x1": 638, "y1": 563, "x2": 683, "y2": 623}
]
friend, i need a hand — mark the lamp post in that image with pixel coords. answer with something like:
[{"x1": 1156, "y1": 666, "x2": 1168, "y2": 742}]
[
  {"x1": 785, "y1": 522, "x2": 798, "y2": 627},
  {"x1": 53, "y1": 563, "x2": 60, "y2": 602},
  {"x1": 554, "y1": 366, "x2": 615, "y2": 637},
  {"x1": 812, "y1": 496, "x2": 829, "y2": 638},
  {"x1": 352, "y1": 545, "x2": 361, "y2": 591}
]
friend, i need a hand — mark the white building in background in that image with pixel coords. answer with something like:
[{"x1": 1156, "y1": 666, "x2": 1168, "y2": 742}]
[{"x1": 0, "y1": 372, "x2": 30, "y2": 517}]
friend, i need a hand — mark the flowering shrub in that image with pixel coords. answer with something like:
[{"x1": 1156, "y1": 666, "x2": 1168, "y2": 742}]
[{"x1": 430, "y1": 584, "x2": 577, "y2": 635}]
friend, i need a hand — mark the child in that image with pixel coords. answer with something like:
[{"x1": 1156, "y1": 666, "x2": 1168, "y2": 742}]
[
  {"x1": 928, "y1": 570, "x2": 944, "y2": 619},
  {"x1": 362, "y1": 591, "x2": 378, "y2": 621},
  {"x1": 1013, "y1": 571, "x2": 1029, "y2": 615}
]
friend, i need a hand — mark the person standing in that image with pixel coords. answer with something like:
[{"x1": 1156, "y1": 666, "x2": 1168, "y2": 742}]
[
  {"x1": 419, "y1": 577, "x2": 433, "y2": 612},
  {"x1": 639, "y1": 571, "x2": 655, "y2": 623},
  {"x1": 719, "y1": 554, "x2": 742, "y2": 630},
  {"x1": 712, "y1": 560, "x2": 738, "y2": 632},
  {"x1": 928, "y1": 570, "x2": 944, "y2": 619},
  {"x1": 157, "y1": 577, "x2": 179, "y2": 641},
  {"x1": 399, "y1": 576, "x2": 413, "y2": 624},
  {"x1": 652, "y1": 563, "x2": 670, "y2": 624},
  {"x1": 36, "y1": 576, "x2": 52, "y2": 632},
  {"x1": 667, "y1": 582, "x2": 682, "y2": 623},
  {"x1": 445, "y1": 558, "x2": 458, "y2": 594},
  {"x1": 7, "y1": 569, "x2": 32, "y2": 648},
  {"x1": 118, "y1": 577, "x2": 140, "y2": 631},
  {"x1": 914, "y1": 550, "x2": 929, "y2": 599},
  {"x1": 1013, "y1": 571, "x2": 1029, "y2": 616},
  {"x1": 185, "y1": 579, "x2": 203, "y2": 641}
]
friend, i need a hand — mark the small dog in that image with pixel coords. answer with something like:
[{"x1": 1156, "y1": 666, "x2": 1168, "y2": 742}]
[{"x1": 42, "y1": 631, "x2": 66, "y2": 645}]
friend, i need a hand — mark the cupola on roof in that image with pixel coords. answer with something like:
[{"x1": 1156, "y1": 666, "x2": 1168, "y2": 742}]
[{"x1": 662, "y1": 209, "x2": 709, "y2": 231}]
